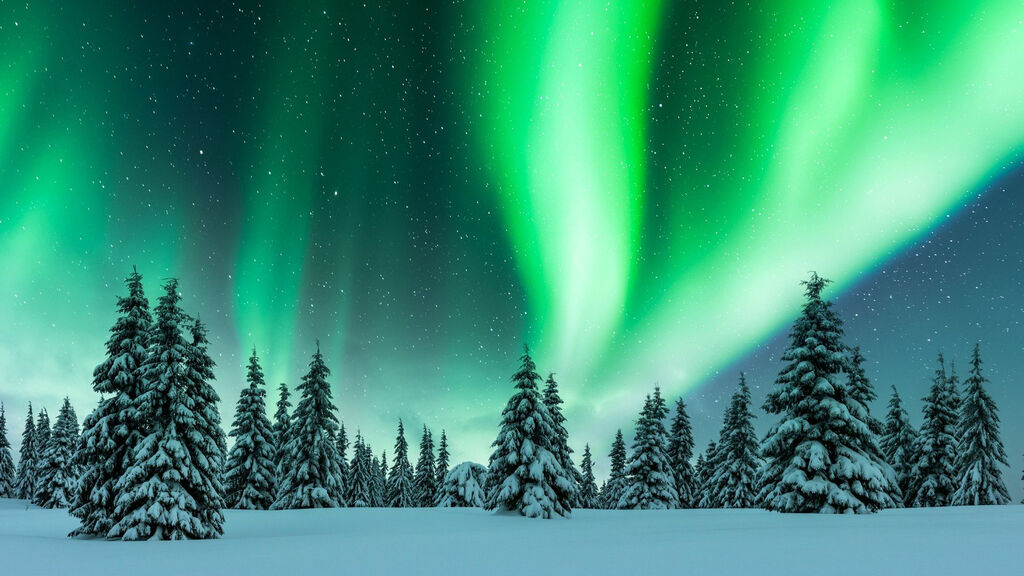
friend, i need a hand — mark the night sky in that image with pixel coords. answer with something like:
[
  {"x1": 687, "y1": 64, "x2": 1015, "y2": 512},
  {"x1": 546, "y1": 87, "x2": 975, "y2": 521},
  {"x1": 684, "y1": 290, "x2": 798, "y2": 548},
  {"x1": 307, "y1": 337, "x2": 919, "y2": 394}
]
[{"x1": 1, "y1": 2, "x2": 1022, "y2": 496}]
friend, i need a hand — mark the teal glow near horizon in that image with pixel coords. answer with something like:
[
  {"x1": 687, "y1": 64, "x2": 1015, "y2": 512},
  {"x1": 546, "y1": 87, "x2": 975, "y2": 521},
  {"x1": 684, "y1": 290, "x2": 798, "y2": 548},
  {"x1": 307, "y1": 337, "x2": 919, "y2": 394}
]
[{"x1": 0, "y1": 2, "x2": 1023, "y2": 472}]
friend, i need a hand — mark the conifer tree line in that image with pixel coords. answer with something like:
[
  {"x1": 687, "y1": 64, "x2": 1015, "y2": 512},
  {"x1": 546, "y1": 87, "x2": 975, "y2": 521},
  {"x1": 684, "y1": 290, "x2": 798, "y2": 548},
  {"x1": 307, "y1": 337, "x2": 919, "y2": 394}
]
[{"x1": 1, "y1": 270, "x2": 1021, "y2": 525}]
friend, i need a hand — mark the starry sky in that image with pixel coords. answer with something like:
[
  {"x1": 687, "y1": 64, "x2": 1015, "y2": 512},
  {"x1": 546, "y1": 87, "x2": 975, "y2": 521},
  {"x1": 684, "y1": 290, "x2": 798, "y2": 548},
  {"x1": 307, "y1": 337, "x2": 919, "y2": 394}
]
[{"x1": 1, "y1": 2, "x2": 1022, "y2": 495}]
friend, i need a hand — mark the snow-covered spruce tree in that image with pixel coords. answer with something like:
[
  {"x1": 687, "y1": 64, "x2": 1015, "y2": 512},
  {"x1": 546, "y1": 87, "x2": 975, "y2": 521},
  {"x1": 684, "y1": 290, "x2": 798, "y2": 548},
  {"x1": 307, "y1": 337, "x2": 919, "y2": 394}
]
[
  {"x1": 701, "y1": 374, "x2": 761, "y2": 509},
  {"x1": 908, "y1": 353, "x2": 959, "y2": 507},
  {"x1": 71, "y1": 268, "x2": 151, "y2": 536},
  {"x1": 15, "y1": 403, "x2": 37, "y2": 499},
  {"x1": 667, "y1": 397, "x2": 696, "y2": 508},
  {"x1": 336, "y1": 422, "x2": 350, "y2": 492},
  {"x1": 36, "y1": 398, "x2": 80, "y2": 508},
  {"x1": 386, "y1": 420, "x2": 416, "y2": 507},
  {"x1": 439, "y1": 461, "x2": 489, "y2": 508},
  {"x1": 600, "y1": 429, "x2": 628, "y2": 509},
  {"x1": 379, "y1": 451, "x2": 389, "y2": 497},
  {"x1": 184, "y1": 316, "x2": 228, "y2": 535},
  {"x1": 434, "y1": 430, "x2": 450, "y2": 505},
  {"x1": 413, "y1": 425, "x2": 437, "y2": 507},
  {"x1": 843, "y1": 348, "x2": 901, "y2": 506},
  {"x1": 695, "y1": 441, "x2": 719, "y2": 508},
  {"x1": 31, "y1": 409, "x2": 52, "y2": 505},
  {"x1": 108, "y1": 279, "x2": 219, "y2": 540},
  {"x1": 272, "y1": 343, "x2": 345, "y2": 509},
  {"x1": 618, "y1": 388, "x2": 679, "y2": 510},
  {"x1": 347, "y1": 433, "x2": 374, "y2": 507},
  {"x1": 951, "y1": 344, "x2": 1010, "y2": 506},
  {"x1": 371, "y1": 452, "x2": 386, "y2": 507},
  {"x1": 0, "y1": 404, "x2": 15, "y2": 497},
  {"x1": 272, "y1": 382, "x2": 292, "y2": 482},
  {"x1": 880, "y1": 386, "x2": 919, "y2": 502},
  {"x1": 485, "y1": 346, "x2": 574, "y2": 518},
  {"x1": 224, "y1": 348, "x2": 278, "y2": 510},
  {"x1": 758, "y1": 273, "x2": 897, "y2": 513},
  {"x1": 577, "y1": 444, "x2": 599, "y2": 508},
  {"x1": 543, "y1": 373, "x2": 581, "y2": 505}
]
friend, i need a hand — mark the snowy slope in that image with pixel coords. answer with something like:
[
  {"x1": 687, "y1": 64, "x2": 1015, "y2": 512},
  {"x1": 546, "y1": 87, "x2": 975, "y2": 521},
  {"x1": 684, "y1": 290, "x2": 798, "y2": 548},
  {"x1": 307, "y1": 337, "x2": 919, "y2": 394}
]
[{"x1": 1, "y1": 498, "x2": 1020, "y2": 575}]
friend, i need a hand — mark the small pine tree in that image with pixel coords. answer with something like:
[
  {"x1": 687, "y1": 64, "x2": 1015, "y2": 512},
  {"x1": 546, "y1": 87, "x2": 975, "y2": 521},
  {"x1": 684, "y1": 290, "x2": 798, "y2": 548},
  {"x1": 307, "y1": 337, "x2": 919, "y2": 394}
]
[
  {"x1": 36, "y1": 398, "x2": 80, "y2": 508},
  {"x1": 666, "y1": 398, "x2": 696, "y2": 508},
  {"x1": 695, "y1": 441, "x2": 719, "y2": 508},
  {"x1": 413, "y1": 426, "x2": 437, "y2": 507},
  {"x1": 71, "y1": 268, "x2": 152, "y2": 537},
  {"x1": 31, "y1": 409, "x2": 52, "y2": 505},
  {"x1": 272, "y1": 343, "x2": 346, "y2": 509},
  {"x1": 701, "y1": 374, "x2": 761, "y2": 509},
  {"x1": 372, "y1": 452, "x2": 387, "y2": 507},
  {"x1": 577, "y1": 444, "x2": 599, "y2": 508},
  {"x1": 336, "y1": 422, "x2": 350, "y2": 493},
  {"x1": 272, "y1": 383, "x2": 292, "y2": 484},
  {"x1": 439, "y1": 461, "x2": 489, "y2": 508},
  {"x1": 485, "y1": 346, "x2": 574, "y2": 518},
  {"x1": 617, "y1": 388, "x2": 679, "y2": 510},
  {"x1": 224, "y1": 348, "x2": 278, "y2": 510},
  {"x1": 601, "y1": 429, "x2": 628, "y2": 509},
  {"x1": 909, "y1": 353, "x2": 959, "y2": 507},
  {"x1": 15, "y1": 403, "x2": 36, "y2": 500},
  {"x1": 880, "y1": 386, "x2": 919, "y2": 502},
  {"x1": 386, "y1": 420, "x2": 416, "y2": 507},
  {"x1": 434, "y1": 430, "x2": 450, "y2": 505},
  {"x1": 347, "y1": 433, "x2": 374, "y2": 507},
  {"x1": 950, "y1": 344, "x2": 1010, "y2": 506},
  {"x1": 758, "y1": 274, "x2": 896, "y2": 513},
  {"x1": 843, "y1": 349, "x2": 901, "y2": 506},
  {"x1": 543, "y1": 373, "x2": 581, "y2": 505},
  {"x1": 0, "y1": 404, "x2": 15, "y2": 497}
]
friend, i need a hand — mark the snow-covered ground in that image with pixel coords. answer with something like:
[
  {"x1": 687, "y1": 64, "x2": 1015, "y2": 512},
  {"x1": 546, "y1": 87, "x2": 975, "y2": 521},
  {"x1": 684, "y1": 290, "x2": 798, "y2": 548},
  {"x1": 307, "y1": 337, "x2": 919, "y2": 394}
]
[{"x1": 1, "y1": 498, "x2": 1020, "y2": 575}]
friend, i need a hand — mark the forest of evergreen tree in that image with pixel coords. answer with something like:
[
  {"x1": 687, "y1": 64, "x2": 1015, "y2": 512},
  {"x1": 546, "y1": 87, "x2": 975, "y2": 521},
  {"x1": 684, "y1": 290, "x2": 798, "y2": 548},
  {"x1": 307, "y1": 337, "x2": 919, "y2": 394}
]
[{"x1": 0, "y1": 270, "x2": 1017, "y2": 537}]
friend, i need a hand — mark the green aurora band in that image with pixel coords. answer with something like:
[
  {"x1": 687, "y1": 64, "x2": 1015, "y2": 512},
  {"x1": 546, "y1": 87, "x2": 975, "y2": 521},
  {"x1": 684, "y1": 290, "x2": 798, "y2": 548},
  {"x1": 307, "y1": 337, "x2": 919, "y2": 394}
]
[{"x1": 1, "y1": 1, "x2": 1023, "y2": 464}]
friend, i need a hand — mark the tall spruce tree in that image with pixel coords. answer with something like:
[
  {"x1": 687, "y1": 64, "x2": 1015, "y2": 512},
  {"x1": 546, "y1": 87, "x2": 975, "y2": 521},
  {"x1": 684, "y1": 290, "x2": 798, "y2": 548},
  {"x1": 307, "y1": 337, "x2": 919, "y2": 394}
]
[
  {"x1": 618, "y1": 388, "x2": 679, "y2": 510},
  {"x1": 224, "y1": 348, "x2": 278, "y2": 510},
  {"x1": 108, "y1": 279, "x2": 217, "y2": 539},
  {"x1": 485, "y1": 346, "x2": 574, "y2": 518},
  {"x1": 758, "y1": 273, "x2": 896, "y2": 513},
  {"x1": 272, "y1": 383, "x2": 292, "y2": 482},
  {"x1": 184, "y1": 316, "x2": 227, "y2": 535},
  {"x1": 272, "y1": 343, "x2": 346, "y2": 509},
  {"x1": 386, "y1": 420, "x2": 416, "y2": 507},
  {"x1": 667, "y1": 397, "x2": 696, "y2": 508},
  {"x1": 577, "y1": 444, "x2": 599, "y2": 508},
  {"x1": 701, "y1": 375, "x2": 761, "y2": 508},
  {"x1": 31, "y1": 409, "x2": 52, "y2": 505},
  {"x1": 347, "y1": 433, "x2": 373, "y2": 507},
  {"x1": 434, "y1": 430, "x2": 450, "y2": 505},
  {"x1": 15, "y1": 403, "x2": 36, "y2": 499},
  {"x1": 0, "y1": 404, "x2": 15, "y2": 497},
  {"x1": 71, "y1": 268, "x2": 151, "y2": 536},
  {"x1": 951, "y1": 344, "x2": 1010, "y2": 506},
  {"x1": 880, "y1": 386, "x2": 919, "y2": 502},
  {"x1": 36, "y1": 398, "x2": 80, "y2": 508},
  {"x1": 543, "y1": 373, "x2": 581, "y2": 505},
  {"x1": 909, "y1": 353, "x2": 959, "y2": 507},
  {"x1": 601, "y1": 429, "x2": 628, "y2": 509},
  {"x1": 413, "y1": 426, "x2": 437, "y2": 507}
]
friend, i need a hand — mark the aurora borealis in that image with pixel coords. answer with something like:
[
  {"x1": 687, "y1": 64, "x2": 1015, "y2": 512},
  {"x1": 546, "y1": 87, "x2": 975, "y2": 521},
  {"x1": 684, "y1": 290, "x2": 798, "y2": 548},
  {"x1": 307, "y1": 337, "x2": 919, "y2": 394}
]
[{"x1": 1, "y1": 1, "x2": 1023, "y2": 486}]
